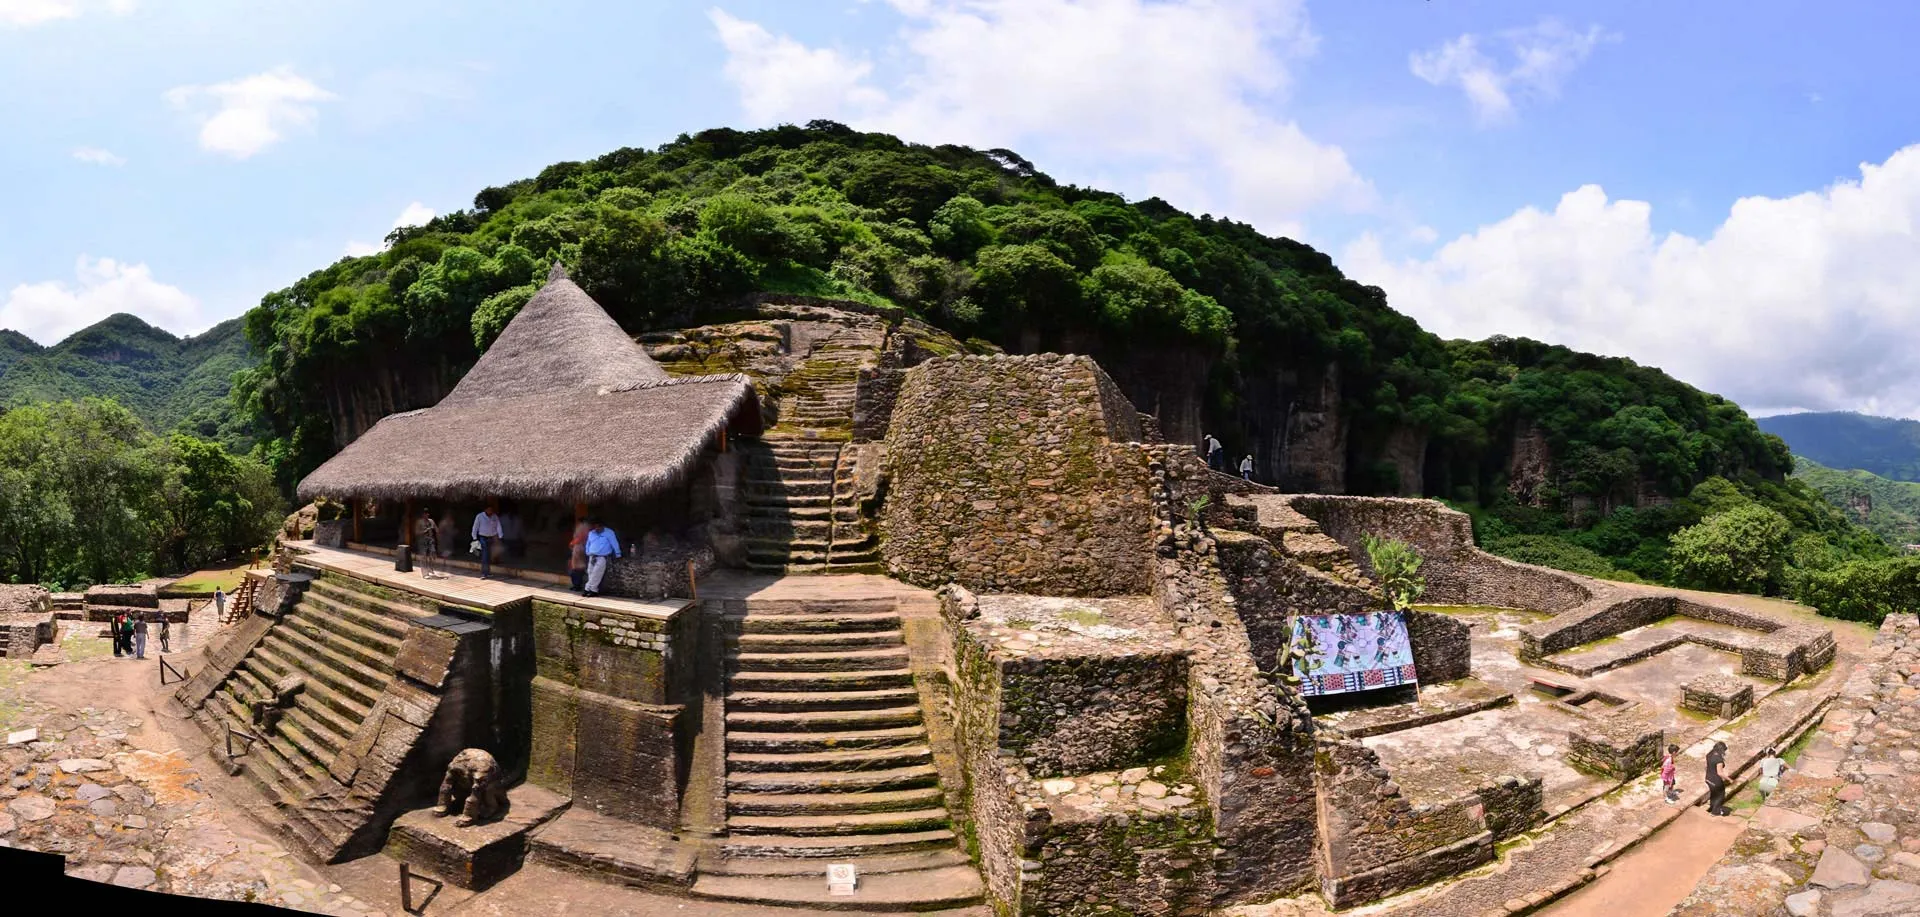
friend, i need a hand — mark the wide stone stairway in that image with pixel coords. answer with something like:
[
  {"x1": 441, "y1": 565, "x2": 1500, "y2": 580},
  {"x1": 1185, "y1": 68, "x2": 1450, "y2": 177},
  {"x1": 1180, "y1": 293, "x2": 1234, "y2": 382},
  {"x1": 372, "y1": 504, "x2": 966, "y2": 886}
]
[
  {"x1": 743, "y1": 441, "x2": 881, "y2": 574},
  {"x1": 691, "y1": 588, "x2": 983, "y2": 910},
  {"x1": 187, "y1": 572, "x2": 430, "y2": 860}
]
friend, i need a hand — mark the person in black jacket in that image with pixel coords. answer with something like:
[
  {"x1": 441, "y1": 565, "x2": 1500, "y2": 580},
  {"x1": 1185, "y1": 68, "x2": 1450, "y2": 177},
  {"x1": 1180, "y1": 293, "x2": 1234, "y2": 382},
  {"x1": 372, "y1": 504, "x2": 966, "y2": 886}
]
[{"x1": 1704, "y1": 741, "x2": 1730, "y2": 816}]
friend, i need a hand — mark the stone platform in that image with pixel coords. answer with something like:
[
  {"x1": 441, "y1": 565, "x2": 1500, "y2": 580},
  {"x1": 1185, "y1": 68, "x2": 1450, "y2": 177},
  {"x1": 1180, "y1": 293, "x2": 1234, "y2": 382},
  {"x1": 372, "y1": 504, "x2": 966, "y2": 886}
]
[
  {"x1": 386, "y1": 784, "x2": 571, "y2": 891},
  {"x1": 287, "y1": 540, "x2": 690, "y2": 621}
]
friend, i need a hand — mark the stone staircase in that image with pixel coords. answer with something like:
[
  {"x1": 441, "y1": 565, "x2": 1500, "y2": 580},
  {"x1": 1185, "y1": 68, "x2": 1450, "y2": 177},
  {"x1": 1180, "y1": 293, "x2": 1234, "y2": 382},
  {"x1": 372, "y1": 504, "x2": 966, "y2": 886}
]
[
  {"x1": 766, "y1": 323, "x2": 883, "y2": 438},
  {"x1": 191, "y1": 572, "x2": 429, "y2": 859},
  {"x1": 742, "y1": 441, "x2": 881, "y2": 574},
  {"x1": 692, "y1": 592, "x2": 982, "y2": 910}
]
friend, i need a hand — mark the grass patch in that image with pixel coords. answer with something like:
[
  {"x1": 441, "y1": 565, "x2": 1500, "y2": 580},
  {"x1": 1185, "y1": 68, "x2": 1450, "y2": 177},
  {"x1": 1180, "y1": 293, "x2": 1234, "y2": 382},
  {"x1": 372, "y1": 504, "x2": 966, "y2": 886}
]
[
  {"x1": 169, "y1": 560, "x2": 252, "y2": 593},
  {"x1": 1058, "y1": 607, "x2": 1106, "y2": 628}
]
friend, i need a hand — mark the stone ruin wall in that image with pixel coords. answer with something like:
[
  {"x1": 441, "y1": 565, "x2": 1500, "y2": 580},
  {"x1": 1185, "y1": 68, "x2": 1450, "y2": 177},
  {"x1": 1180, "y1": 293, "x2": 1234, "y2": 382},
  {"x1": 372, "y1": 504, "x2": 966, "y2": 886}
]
[
  {"x1": 1311, "y1": 736, "x2": 1494, "y2": 907},
  {"x1": 998, "y1": 651, "x2": 1189, "y2": 779},
  {"x1": 0, "y1": 585, "x2": 54, "y2": 659},
  {"x1": 882, "y1": 354, "x2": 1156, "y2": 597}
]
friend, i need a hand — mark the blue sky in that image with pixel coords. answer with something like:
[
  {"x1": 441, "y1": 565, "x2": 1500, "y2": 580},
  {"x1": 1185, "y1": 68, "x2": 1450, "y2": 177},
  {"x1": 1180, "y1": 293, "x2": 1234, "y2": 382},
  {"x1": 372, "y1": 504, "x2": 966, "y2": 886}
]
[{"x1": 5, "y1": 0, "x2": 1920, "y2": 418}]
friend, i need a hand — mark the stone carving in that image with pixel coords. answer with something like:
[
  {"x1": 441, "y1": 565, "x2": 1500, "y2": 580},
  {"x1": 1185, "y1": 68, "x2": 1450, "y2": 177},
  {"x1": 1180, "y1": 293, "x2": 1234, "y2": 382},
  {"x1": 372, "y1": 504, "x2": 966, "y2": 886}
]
[
  {"x1": 434, "y1": 748, "x2": 506, "y2": 827},
  {"x1": 250, "y1": 674, "x2": 305, "y2": 733}
]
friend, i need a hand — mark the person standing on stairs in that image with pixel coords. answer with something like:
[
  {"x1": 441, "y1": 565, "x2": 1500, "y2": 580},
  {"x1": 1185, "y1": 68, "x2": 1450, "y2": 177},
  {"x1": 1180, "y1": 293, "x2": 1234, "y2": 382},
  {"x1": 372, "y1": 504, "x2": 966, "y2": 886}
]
[
  {"x1": 1204, "y1": 433, "x2": 1224, "y2": 470},
  {"x1": 1240, "y1": 454, "x2": 1255, "y2": 481},
  {"x1": 582, "y1": 517, "x2": 621, "y2": 598},
  {"x1": 472, "y1": 504, "x2": 504, "y2": 579},
  {"x1": 1704, "y1": 741, "x2": 1730, "y2": 816}
]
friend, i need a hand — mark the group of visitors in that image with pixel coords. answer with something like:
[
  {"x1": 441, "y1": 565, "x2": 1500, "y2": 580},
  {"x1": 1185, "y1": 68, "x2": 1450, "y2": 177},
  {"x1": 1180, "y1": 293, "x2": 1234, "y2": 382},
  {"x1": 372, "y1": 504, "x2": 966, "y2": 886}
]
[
  {"x1": 109, "y1": 610, "x2": 169, "y2": 659},
  {"x1": 1202, "y1": 433, "x2": 1256, "y2": 482},
  {"x1": 1660, "y1": 741, "x2": 1789, "y2": 815},
  {"x1": 568, "y1": 517, "x2": 621, "y2": 598},
  {"x1": 406, "y1": 503, "x2": 624, "y2": 596}
]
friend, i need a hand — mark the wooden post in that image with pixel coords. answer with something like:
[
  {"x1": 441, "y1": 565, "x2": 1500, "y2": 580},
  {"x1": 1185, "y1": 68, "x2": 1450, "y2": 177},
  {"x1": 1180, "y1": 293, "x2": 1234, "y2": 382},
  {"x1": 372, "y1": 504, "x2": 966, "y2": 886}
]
[
  {"x1": 402, "y1": 499, "x2": 414, "y2": 547},
  {"x1": 687, "y1": 558, "x2": 698, "y2": 601},
  {"x1": 719, "y1": 429, "x2": 728, "y2": 453},
  {"x1": 351, "y1": 498, "x2": 363, "y2": 544}
]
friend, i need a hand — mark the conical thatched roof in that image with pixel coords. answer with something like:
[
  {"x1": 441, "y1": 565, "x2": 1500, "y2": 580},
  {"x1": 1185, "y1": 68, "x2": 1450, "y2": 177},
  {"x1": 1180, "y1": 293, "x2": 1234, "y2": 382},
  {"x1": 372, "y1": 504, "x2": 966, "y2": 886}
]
[
  {"x1": 297, "y1": 266, "x2": 760, "y2": 505},
  {"x1": 442, "y1": 264, "x2": 669, "y2": 405}
]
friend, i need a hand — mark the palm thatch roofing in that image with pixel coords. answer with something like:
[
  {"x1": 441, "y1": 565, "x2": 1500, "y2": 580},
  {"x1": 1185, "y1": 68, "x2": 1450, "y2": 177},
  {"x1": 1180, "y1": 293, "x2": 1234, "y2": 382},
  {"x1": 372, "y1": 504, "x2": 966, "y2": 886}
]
[{"x1": 297, "y1": 264, "x2": 761, "y2": 504}]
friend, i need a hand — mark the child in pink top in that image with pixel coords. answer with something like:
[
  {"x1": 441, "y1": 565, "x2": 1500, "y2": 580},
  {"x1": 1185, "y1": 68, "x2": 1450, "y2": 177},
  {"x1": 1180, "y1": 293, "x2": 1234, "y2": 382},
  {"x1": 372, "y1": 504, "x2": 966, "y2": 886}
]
[{"x1": 1661, "y1": 743, "x2": 1680, "y2": 803}]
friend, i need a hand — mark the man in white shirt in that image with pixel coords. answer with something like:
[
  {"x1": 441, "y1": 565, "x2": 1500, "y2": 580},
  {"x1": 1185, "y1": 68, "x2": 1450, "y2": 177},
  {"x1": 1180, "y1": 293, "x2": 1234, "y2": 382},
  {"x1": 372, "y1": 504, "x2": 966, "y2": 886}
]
[{"x1": 472, "y1": 506, "x2": 504, "y2": 579}]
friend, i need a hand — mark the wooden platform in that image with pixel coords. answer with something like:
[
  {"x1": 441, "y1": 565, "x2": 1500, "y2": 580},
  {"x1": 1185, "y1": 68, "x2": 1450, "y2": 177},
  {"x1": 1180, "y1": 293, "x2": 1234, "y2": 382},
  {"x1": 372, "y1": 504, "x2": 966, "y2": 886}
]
[{"x1": 287, "y1": 542, "x2": 691, "y2": 621}]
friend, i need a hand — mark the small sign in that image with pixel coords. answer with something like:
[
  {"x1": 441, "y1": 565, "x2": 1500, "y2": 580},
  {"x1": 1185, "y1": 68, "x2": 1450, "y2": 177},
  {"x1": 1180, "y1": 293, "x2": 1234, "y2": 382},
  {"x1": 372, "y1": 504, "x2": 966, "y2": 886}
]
[{"x1": 827, "y1": 862, "x2": 858, "y2": 896}]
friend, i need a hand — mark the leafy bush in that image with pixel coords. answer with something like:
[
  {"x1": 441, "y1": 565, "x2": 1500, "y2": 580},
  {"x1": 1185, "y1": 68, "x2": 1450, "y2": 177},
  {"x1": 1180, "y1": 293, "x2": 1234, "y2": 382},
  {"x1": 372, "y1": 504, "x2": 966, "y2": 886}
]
[
  {"x1": 1363, "y1": 535, "x2": 1426, "y2": 610},
  {"x1": 1668, "y1": 503, "x2": 1793, "y2": 594},
  {"x1": 1483, "y1": 534, "x2": 1629, "y2": 581},
  {"x1": 1793, "y1": 554, "x2": 1920, "y2": 624}
]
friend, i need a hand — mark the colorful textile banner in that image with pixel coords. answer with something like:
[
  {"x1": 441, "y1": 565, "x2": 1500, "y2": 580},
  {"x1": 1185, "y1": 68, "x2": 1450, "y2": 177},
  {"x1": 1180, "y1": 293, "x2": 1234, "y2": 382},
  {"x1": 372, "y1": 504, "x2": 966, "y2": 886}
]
[{"x1": 1289, "y1": 611, "x2": 1418, "y2": 697}]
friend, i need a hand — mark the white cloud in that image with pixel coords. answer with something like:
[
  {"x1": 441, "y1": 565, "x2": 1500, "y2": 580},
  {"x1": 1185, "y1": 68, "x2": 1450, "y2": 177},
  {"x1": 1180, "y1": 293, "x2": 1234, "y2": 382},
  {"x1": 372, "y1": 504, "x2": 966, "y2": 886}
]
[
  {"x1": 71, "y1": 146, "x2": 125, "y2": 166},
  {"x1": 344, "y1": 202, "x2": 438, "y2": 257},
  {"x1": 710, "y1": 0, "x2": 1371, "y2": 234},
  {"x1": 0, "y1": 0, "x2": 132, "y2": 28},
  {"x1": 1343, "y1": 143, "x2": 1920, "y2": 419},
  {"x1": 164, "y1": 66, "x2": 336, "y2": 159},
  {"x1": 1, "y1": 256, "x2": 198, "y2": 345},
  {"x1": 1411, "y1": 19, "x2": 1612, "y2": 125}
]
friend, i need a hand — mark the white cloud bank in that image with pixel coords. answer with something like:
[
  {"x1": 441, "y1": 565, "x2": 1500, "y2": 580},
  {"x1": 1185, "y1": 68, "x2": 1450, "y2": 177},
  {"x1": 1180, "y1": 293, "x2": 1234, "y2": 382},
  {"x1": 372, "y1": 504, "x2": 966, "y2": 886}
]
[
  {"x1": 1343, "y1": 144, "x2": 1920, "y2": 419},
  {"x1": 71, "y1": 146, "x2": 125, "y2": 166},
  {"x1": 0, "y1": 0, "x2": 133, "y2": 28},
  {"x1": 344, "y1": 201, "x2": 437, "y2": 257},
  {"x1": 1, "y1": 257, "x2": 199, "y2": 345},
  {"x1": 710, "y1": 0, "x2": 1370, "y2": 236},
  {"x1": 164, "y1": 66, "x2": 336, "y2": 159},
  {"x1": 1411, "y1": 19, "x2": 1613, "y2": 125}
]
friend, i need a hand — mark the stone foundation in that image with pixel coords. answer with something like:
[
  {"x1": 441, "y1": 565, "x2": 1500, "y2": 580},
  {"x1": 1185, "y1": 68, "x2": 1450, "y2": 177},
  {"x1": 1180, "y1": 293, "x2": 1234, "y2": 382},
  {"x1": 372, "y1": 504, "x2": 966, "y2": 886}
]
[
  {"x1": 1681, "y1": 674, "x2": 1754, "y2": 720},
  {"x1": 1, "y1": 585, "x2": 54, "y2": 659},
  {"x1": 384, "y1": 784, "x2": 570, "y2": 890},
  {"x1": 1565, "y1": 715, "x2": 1664, "y2": 781}
]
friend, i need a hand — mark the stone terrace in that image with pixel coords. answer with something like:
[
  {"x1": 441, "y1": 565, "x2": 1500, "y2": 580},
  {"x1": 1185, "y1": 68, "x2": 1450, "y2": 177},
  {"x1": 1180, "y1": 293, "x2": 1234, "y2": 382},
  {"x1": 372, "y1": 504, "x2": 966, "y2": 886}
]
[{"x1": 1675, "y1": 612, "x2": 1920, "y2": 917}]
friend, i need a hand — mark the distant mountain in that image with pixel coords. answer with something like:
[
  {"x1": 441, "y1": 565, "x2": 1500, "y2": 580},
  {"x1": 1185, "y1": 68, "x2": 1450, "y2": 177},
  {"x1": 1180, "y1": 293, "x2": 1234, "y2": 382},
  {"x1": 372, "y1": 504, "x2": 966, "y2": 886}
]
[
  {"x1": 1758, "y1": 411, "x2": 1920, "y2": 483},
  {"x1": 0, "y1": 314, "x2": 260, "y2": 452},
  {"x1": 1792, "y1": 455, "x2": 1920, "y2": 546}
]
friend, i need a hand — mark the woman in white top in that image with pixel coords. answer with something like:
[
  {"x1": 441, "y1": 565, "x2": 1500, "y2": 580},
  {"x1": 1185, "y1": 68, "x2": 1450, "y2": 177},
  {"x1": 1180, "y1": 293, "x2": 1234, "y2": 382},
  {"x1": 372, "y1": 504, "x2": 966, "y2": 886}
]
[{"x1": 1757, "y1": 747, "x2": 1788, "y2": 799}]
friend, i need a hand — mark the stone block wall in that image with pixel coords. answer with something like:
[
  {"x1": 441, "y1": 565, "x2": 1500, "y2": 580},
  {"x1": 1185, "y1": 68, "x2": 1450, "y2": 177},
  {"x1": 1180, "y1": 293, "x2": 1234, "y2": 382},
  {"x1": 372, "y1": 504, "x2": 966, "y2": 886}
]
[
  {"x1": 882, "y1": 354, "x2": 1156, "y2": 596},
  {"x1": 1311, "y1": 736, "x2": 1492, "y2": 907},
  {"x1": 0, "y1": 585, "x2": 53, "y2": 658},
  {"x1": 998, "y1": 652, "x2": 1188, "y2": 778},
  {"x1": 526, "y1": 599, "x2": 695, "y2": 830},
  {"x1": 1215, "y1": 531, "x2": 1376, "y2": 679},
  {"x1": 853, "y1": 364, "x2": 905, "y2": 442},
  {"x1": 1519, "y1": 595, "x2": 1672, "y2": 659},
  {"x1": 1681, "y1": 674, "x2": 1754, "y2": 719},
  {"x1": 1565, "y1": 717, "x2": 1664, "y2": 780},
  {"x1": 1476, "y1": 775, "x2": 1545, "y2": 842},
  {"x1": 1405, "y1": 611, "x2": 1472, "y2": 685}
]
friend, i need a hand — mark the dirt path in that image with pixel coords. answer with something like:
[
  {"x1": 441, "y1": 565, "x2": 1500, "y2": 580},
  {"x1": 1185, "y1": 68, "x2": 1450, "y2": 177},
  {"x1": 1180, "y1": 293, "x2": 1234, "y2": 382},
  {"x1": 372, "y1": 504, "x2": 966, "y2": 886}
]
[{"x1": 1535, "y1": 807, "x2": 1747, "y2": 917}]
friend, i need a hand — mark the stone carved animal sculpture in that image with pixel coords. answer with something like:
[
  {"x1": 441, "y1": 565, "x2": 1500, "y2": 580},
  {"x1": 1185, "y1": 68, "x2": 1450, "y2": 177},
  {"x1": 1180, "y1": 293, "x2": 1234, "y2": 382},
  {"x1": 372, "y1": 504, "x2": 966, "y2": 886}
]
[
  {"x1": 434, "y1": 748, "x2": 506, "y2": 827},
  {"x1": 250, "y1": 674, "x2": 305, "y2": 733}
]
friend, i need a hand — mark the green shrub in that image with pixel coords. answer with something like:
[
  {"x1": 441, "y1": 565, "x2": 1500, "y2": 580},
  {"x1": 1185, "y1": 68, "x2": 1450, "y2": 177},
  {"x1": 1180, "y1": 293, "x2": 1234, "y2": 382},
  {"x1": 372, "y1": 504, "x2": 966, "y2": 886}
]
[{"x1": 1363, "y1": 535, "x2": 1426, "y2": 610}]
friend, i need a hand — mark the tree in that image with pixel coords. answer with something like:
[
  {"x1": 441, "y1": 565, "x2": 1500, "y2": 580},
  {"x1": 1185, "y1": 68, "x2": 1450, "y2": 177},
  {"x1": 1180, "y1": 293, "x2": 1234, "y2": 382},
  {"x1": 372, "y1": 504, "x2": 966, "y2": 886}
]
[
  {"x1": 1363, "y1": 535, "x2": 1427, "y2": 610},
  {"x1": 1668, "y1": 503, "x2": 1793, "y2": 594}
]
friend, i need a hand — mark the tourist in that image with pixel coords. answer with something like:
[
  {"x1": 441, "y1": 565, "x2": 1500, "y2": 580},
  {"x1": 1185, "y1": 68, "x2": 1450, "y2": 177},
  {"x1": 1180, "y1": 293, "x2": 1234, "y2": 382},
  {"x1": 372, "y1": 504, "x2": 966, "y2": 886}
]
[
  {"x1": 214, "y1": 587, "x2": 226, "y2": 620},
  {"x1": 133, "y1": 612, "x2": 149, "y2": 659},
  {"x1": 111, "y1": 611, "x2": 124, "y2": 657},
  {"x1": 158, "y1": 615, "x2": 171, "y2": 653},
  {"x1": 119, "y1": 612, "x2": 135, "y2": 658},
  {"x1": 1704, "y1": 741, "x2": 1729, "y2": 816},
  {"x1": 418, "y1": 511, "x2": 441, "y2": 579},
  {"x1": 1661, "y1": 743, "x2": 1679, "y2": 803},
  {"x1": 472, "y1": 505, "x2": 504, "y2": 579},
  {"x1": 1757, "y1": 747, "x2": 1788, "y2": 800},
  {"x1": 582, "y1": 517, "x2": 622, "y2": 598},
  {"x1": 1204, "y1": 433, "x2": 1224, "y2": 470},
  {"x1": 501, "y1": 506, "x2": 525, "y2": 560},
  {"x1": 437, "y1": 509, "x2": 459, "y2": 558},
  {"x1": 1240, "y1": 454, "x2": 1254, "y2": 481},
  {"x1": 568, "y1": 518, "x2": 591, "y2": 593}
]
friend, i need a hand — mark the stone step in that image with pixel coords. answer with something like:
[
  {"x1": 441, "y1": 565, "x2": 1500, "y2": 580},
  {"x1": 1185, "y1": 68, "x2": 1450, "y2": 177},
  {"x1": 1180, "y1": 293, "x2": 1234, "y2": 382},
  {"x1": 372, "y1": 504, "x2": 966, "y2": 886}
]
[
  {"x1": 700, "y1": 847, "x2": 970, "y2": 878},
  {"x1": 742, "y1": 491, "x2": 833, "y2": 508},
  {"x1": 733, "y1": 647, "x2": 911, "y2": 672},
  {"x1": 727, "y1": 788, "x2": 948, "y2": 818},
  {"x1": 296, "y1": 590, "x2": 412, "y2": 650},
  {"x1": 728, "y1": 745, "x2": 932, "y2": 774},
  {"x1": 739, "y1": 596, "x2": 900, "y2": 616},
  {"x1": 282, "y1": 704, "x2": 352, "y2": 759},
  {"x1": 726, "y1": 706, "x2": 926, "y2": 733},
  {"x1": 251, "y1": 637, "x2": 384, "y2": 711},
  {"x1": 726, "y1": 725, "x2": 927, "y2": 753},
  {"x1": 238, "y1": 651, "x2": 369, "y2": 734},
  {"x1": 285, "y1": 610, "x2": 401, "y2": 675},
  {"x1": 209, "y1": 693, "x2": 311, "y2": 806},
  {"x1": 746, "y1": 503, "x2": 861, "y2": 522},
  {"x1": 689, "y1": 865, "x2": 984, "y2": 911},
  {"x1": 745, "y1": 479, "x2": 835, "y2": 498},
  {"x1": 726, "y1": 687, "x2": 921, "y2": 712},
  {"x1": 300, "y1": 580, "x2": 421, "y2": 639},
  {"x1": 728, "y1": 634, "x2": 909, "y2": 656},
  {"x1": 269, "y1": 623, "x2": 395, "y2": 694},
  {"x1": 717, "y1": 829, "x2": 960, "y2": 860},
  {"x1": 751, "y1": 561, "x2": 888, "y2": 577},
  {"x1": 727, "y1": 808, "x2": 950, "y2": 838},
  {"x1": 733, "y1": 612, "x2": 903, "y2": 635}
]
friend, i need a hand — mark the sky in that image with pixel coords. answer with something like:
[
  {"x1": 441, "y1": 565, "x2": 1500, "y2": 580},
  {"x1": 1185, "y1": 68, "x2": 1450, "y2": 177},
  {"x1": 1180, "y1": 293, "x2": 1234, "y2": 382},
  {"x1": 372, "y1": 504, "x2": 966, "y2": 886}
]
[{"x1": 4, "y1": 0, "x2": 1920, "y2": 420}]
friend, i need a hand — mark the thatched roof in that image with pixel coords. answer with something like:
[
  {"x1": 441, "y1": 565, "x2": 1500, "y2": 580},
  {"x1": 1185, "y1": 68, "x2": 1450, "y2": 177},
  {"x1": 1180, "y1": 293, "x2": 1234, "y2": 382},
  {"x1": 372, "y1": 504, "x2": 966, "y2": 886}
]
[{"x1": 297, "y1": 266, "x2": 760, "y2": 504}]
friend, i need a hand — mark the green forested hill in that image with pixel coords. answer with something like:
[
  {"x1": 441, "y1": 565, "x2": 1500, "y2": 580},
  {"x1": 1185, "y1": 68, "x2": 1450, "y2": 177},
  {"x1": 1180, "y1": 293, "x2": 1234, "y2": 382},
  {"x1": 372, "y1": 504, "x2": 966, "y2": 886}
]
[
  {"x1": 1792, "y1": 455, "x2": 1920, "y2": 546},
  {"x1": 1758, "y1": 411, "x2": 1920, "y2": 482},
  {"x1": 234, "y1": 121, "x2": 1883, "y2": 603},
  {"x1": 0, "y1": 314, "x2": 259, "y2": 451}
]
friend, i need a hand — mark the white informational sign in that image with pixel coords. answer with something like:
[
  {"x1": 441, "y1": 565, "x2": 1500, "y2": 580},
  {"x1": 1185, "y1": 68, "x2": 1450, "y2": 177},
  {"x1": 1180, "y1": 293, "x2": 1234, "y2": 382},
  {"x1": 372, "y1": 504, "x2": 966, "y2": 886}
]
[{"x1": 827, "y1": 862, "x2": 858, "y2": 896}]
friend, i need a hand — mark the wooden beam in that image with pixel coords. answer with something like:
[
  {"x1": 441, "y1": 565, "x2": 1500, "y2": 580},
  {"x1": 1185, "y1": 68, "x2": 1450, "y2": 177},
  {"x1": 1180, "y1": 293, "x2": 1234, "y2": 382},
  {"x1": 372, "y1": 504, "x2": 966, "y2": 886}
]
[
  {"x1": 351, "y1": 498, "x2": 363, "y2": 543},
  {"x1": 401, "y1": 499, "x2": 414, "y2": 547}
]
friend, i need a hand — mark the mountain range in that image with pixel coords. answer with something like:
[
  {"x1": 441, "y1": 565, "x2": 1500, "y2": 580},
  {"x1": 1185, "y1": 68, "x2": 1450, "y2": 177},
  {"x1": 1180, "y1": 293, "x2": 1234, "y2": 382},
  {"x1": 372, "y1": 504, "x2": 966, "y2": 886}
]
[
  {"x1": 1790, "y1": 455, "x2": 1920, "y2": 547},
  {"x1": 0, "y1": 313, "x2": 258, "y2": 452},
  {"x1": 1759, "y1": 411, "x2": 1920, "y2": 483}
]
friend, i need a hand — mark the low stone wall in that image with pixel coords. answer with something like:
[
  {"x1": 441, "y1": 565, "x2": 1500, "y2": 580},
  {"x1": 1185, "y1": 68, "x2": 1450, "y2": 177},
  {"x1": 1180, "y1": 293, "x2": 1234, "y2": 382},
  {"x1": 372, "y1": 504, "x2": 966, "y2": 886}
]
[
  {"x1": 1311, "y1": 736, "x2": 1492, "y2": 907},
  {"x1": 1406, "y1": 611, "x2": 1472, "y2": 685},
  {"x1": 1565, "y1": 715, "x2": 1664, "y2": 780},
  {"x1": 84, "y1": 583, "x2": 159, "y2": 609},
  {"x1": 1519, "y1": 595, "x2": 1674, "y2": 658},
  {"x1": 0, "y1": 586, "x2": 53, "y2": 659},
  {"x1": 999, "y1": 653, "x2": 1188, "y2": 778},
  {"x1": 599, "y1": 537, "x2": 717, "y2": 601},
  {"x1": 882, "y1": 354, "x2": 1156, "y2": 596},
  {"x1": 1215, "y1": 530, "x2": 1376, "y2": 678},
  {"x1": 1681, "y1": 674, "x2": 1755, "y2": 719},
  {"x1": 1476, "y1": 774, "x2": 1545, "y2": 842},
  {"x1": 526, "y1": 599, "x2": 695, "y2": 829}
]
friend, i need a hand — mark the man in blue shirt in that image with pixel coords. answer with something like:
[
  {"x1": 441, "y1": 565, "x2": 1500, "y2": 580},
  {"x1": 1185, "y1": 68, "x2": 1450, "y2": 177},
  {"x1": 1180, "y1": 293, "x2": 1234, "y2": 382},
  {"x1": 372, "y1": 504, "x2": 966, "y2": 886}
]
[{"x1": 582, "y1": 517, "x2": 622, "y2": 597}]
